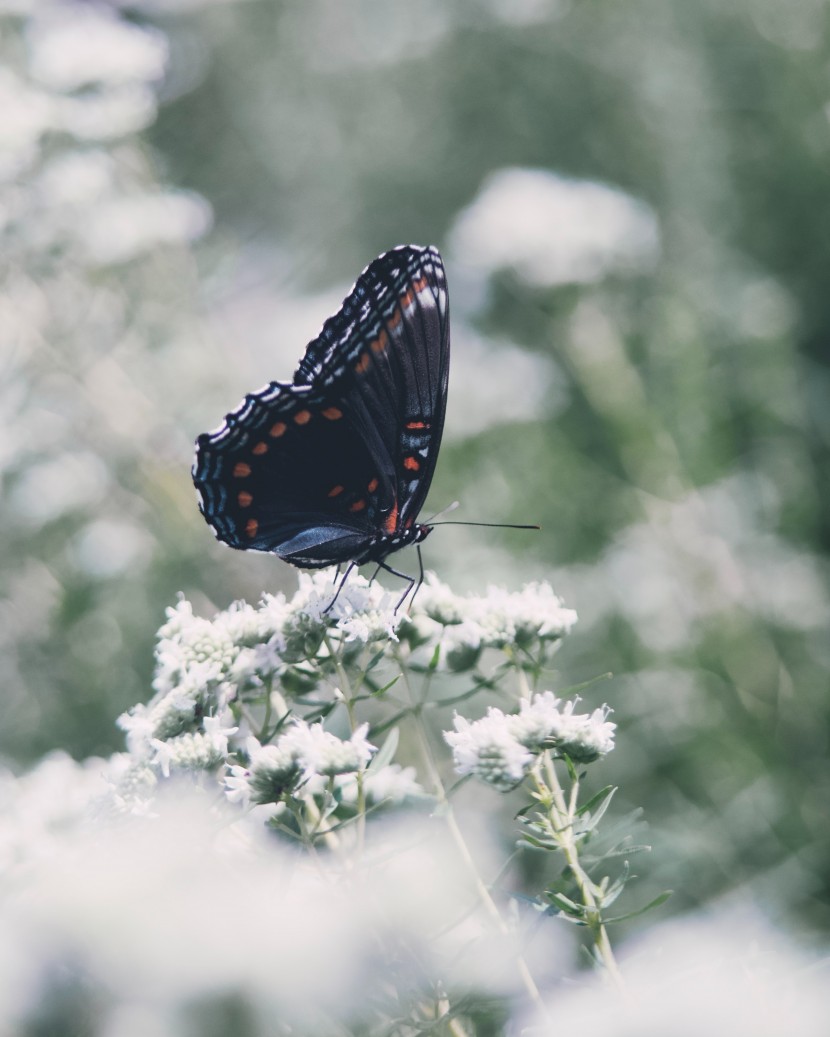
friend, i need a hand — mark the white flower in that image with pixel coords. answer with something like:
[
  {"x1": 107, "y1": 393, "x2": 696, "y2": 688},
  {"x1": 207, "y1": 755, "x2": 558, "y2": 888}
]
[
  {"x1": 27, "y1": 8, "x2": 168, "y2": 91},
  {"x1": 449, "y1": 167, "x2": 659, "y2": 288},
  {"x1": 363, "y1": 764, "x2": 426, "y2": 805},
  {"x1": 416, "y1": 573, "x2": 468, "y2": 624},
  {"x1": 103, "y1": 754, "x2": 158, "y2": 814},
  {"x1": 288, "y1": 571, "x2": 402, "y2": 644},
  {"x1": 511, "y1": 694, "x2": 615, "y2": 762},
  {"x1": 472, "y1": 582, "x2": 578, "y2": 647},
  {"x1": 148, "y1": 599, "x2": 244, "y2": 726},
  {"x1": 150, "y1": 722, "x2": 235, "y2": 779},
  {"x1": 224, "y1": 764, "x2": 252, "y2": 807},
  {"x1": 202, "y1": 712, "x2": 239, "y2": 757},
  {"x1": 257, "y1": 591, "x2": 292, "y2": 637},
  {"x1": 280, "y1": 721, "x2": 375, "y2": 778},
  {"x1": 242, "y1": 736, "x2": 303, "y2": 805},
  {"x1": 117, "y1": 686, "x2": 198, "y2": 758},
  {"x1": 446, "y1": 694, "x2": 616, "y2": 790},
  {"x1": 445, "y1": 711, "x2": 534, "y2": 791},
  {"x1": 410, "y1": 574, "x2": 578, "y2": 655},
  {"x1": 439, "y1": 619, "x2": 486, "y2": 671},
  {"x1": 549, "y1": 702, "x2": 616, "y2": 763},
  {"x1": 296, "y1": 764, "x2": 426, "y2": 810},
  {"x1": 57, "y1": 86, "x2": 158, "y2": 141},
  {"x1": 215, "y1": 600, "x2": 269, "y2": 645},
  {"x1": 509, "y1": 691, "x2": 563, "y2": 749}
]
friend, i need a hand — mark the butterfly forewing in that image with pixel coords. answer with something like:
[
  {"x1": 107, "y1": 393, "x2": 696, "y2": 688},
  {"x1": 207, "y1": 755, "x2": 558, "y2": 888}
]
[
  {"x1": 296, "y1": 246, "x2": 449, "y2": 530},
  {"x1": 193, "y1": 245, "x2": 449, "y2": 568}
]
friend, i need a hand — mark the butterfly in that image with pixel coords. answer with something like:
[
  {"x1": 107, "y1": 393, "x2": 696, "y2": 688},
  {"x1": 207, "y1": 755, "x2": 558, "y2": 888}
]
[{"x1": 192, "y1": 245, "x2": 450, "y2": 595}]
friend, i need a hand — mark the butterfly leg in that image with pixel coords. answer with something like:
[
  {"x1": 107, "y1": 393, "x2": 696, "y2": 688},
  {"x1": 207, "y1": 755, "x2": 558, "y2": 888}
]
[
  {"x1": 323, "y1": 561, "x2": 357, "y2": 614},
  {"x1": 412, "y1": 544, "x2": 426, "y2": 607},
  {"x1": 376, "y1": 560, "x2": 417, "y2": 613},
  {"x1": 367, "y1": 563, "x2": 383, "y2": 586}
]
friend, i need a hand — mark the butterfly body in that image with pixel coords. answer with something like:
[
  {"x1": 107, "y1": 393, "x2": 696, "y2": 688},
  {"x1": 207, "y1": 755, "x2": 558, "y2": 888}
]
[{"x1": 193, "y1": 245, "x2": 449, "y2": 571}]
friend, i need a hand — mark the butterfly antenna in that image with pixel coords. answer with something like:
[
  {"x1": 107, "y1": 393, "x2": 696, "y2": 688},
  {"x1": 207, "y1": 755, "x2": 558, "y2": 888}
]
[{"x1": 430, "y1": 520, "x2": 541, "y2": 531}]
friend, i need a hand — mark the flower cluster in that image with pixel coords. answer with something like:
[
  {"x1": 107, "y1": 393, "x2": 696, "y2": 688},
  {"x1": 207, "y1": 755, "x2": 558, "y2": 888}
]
[
  {"x1": 114, "y1": 573, "x2": 432, "y2": 817},
  {"x1": 112, "y1": 571, "x2": 586, "y2": 830},
  {"x1": 226, "y1": 723, "x2": 375, "y2": 807},
  {"x1": 445, "y1": 693, "x2": 615, "y2": 790},
  {"x1": 404, "y1": 574, "x2": 578, "y2": 670}
]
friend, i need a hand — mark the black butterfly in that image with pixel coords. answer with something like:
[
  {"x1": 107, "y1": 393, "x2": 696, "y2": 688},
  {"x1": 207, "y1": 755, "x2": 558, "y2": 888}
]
[{"x1": 192, "y1": 245, "x2": 450, "y2": 592}]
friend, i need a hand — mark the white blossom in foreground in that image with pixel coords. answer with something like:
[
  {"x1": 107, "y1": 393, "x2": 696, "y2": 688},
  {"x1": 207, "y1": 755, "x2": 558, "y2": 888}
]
[
  {"x1": 524, "y1": 909, "x2": 827, "y2": 1037},
  {"x1": 0, "y1": 784, "x2": 562, "y2": 1033},
  {"x1": 445, "y1": 694, "x2": 615, "y2": 789}
]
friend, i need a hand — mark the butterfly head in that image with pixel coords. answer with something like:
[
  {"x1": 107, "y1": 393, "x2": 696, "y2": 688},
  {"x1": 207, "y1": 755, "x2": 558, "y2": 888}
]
[{"x1": 364, "y1": 522, "x2": 433, "y2": 564}]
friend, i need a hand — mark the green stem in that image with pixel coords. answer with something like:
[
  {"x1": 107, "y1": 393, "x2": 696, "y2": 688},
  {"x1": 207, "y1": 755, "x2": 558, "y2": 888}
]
[
  {"x1": 540, "y1": 753, "x2": 625, "y2": 990},
  {"x1": 324, "y1": 634, "x2": 367, "y2": 854},
  {"x1": 393, "y1": 648, "x2": 551, "y2": 1020}
]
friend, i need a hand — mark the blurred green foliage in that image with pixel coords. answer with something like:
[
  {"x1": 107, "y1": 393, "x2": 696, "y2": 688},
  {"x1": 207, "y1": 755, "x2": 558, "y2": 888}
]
[{"x1": 2, "y1": 0, "x2": 829, "y2": 944}]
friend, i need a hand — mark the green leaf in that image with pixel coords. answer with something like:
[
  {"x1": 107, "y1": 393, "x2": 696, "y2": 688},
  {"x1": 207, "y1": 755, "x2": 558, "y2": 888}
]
[
  {"x1": 544, "y1": 890, "x2": 583, "y2": 917},
  {"x1": 364, "y1": 647, "x2": 387, "y2": 673},
  {"x1": 603, "y1": 890, "x2": 673, "y2": 925},
  {"x1": 518, "y1": 832, "x2": 558, "y2": 851},
  {"x1": 557, "y1": 673, "x2": 614, "y2": 697},
  {"x1": 367, "y1": 727, "x2": 399, "y2": 773},
  {"x1": 596, "y1": 843, "x2": 652, "y2": 860},
  {"x1": 576, "y1": 785, "x2": 616, "y2": 819},
  {"x1": 370, "y1": 707, "x2": 415, "y2": 737},
  {"x1": 598, "y1": 861, "x2": 630, "y2": 908},
  {"x1": 372, "y1": 674, "x2": 402, "y2": 697}
]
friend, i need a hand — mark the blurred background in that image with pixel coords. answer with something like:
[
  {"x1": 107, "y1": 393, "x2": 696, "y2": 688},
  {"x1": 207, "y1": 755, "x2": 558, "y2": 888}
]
[{"x1": 2, "y1": 0, "x2": 829, "y2": 945}]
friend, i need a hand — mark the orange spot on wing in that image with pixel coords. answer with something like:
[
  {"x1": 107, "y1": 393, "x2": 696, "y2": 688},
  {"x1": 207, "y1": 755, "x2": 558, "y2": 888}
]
[
  {"x1": 233, "y1": 462, "x2": 251, "y2": 477},
  {"x1": 349, "y1": 499, "x2": 366, "y2": 512},
  {"x1": 413, "y1": 276, "x2": 428, "y2": 292},
  {"x1": 367, "y1": 477, "x2": 378, "y2": 493},
  {"x1": 269, "y1": 422, "x2": 287, "y2": 438},
  {"x1": 238, "y1": 491, "x2": 253, "y2": 508},
  {"x1": 252, "y1": 441, "x2": 268, "y2": 455},
  {"x1": 322, "y1": 406, "x2": 342, "y2": 420},
  {"x1": 403, "y1": 456, "x2": 420, "y2": 471},
  {"x1": 328, "y1": 485, "x2": 344, "y2": 497},
  {"x1": 405, "y1": 421, "x2": 429, "y2": 430},
  {"x1": 355, "y1": 352, "x2": 371, "y2": 374},
  {"x1": 384, "y1": 501, "x2": 399, "y2": 534},
  {"x1": 371, "y1": 329, "x2": 388, "y2": 353},
  {"x1": 400, "y1": 288, "x2": 414, "y2": 308},
  {"x1": 245, "y1": 519, "x2": 259, "y2": 538},
  {"x1": 294, "y1": 410, "x2": 311, "y2": 425},
  {"x1": 387, "y1": 307, "x2": 402, "y2": 330}
]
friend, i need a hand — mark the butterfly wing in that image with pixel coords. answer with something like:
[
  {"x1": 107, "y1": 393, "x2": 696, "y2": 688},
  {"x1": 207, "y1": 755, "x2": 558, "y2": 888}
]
[
  {"x1": 192, "y1": 245, "x2": 449, "y2": 567},
  {"x1": 295, "y1": 244, "x2": 450, "y2": 534}
]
